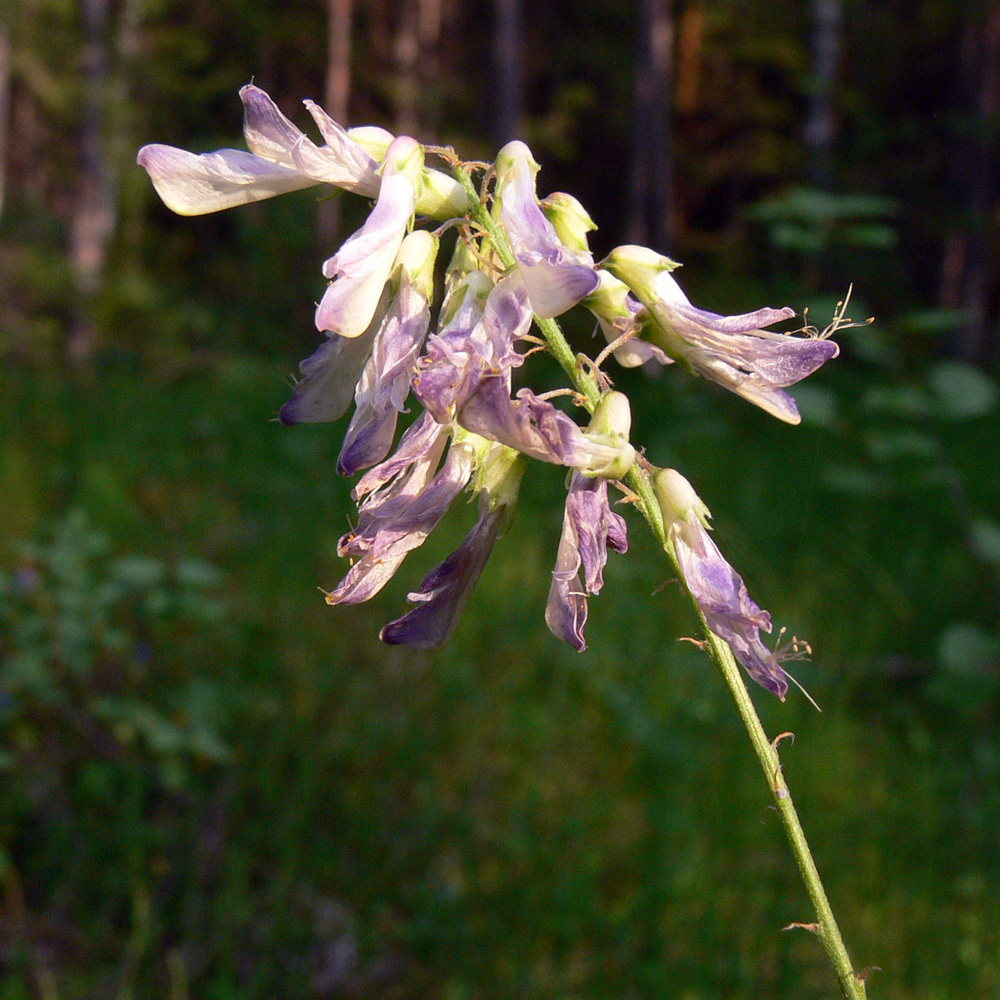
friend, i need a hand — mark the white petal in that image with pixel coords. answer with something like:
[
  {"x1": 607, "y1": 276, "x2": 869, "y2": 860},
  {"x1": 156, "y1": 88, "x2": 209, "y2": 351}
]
[{"x1": 137, "y1": 145, "x2": 316, "y2": 216}]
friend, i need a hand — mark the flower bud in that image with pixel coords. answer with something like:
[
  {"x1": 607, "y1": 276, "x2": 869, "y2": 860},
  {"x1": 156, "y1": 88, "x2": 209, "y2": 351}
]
[
  {"x1": 581, "y1": 391, "x2": 635, "y2": 480},
  {"x1": 652, "y1": 468, "x2": 712, "y2": 529},
  {"x1": 540, "y1": 192, "x2": 596, "y2": 252}
]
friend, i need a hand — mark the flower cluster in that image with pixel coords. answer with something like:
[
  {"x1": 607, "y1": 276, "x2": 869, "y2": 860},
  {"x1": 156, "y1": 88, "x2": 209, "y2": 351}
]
[{"x1": 139, "y1": 85, "x2": 841, "y2": 692}]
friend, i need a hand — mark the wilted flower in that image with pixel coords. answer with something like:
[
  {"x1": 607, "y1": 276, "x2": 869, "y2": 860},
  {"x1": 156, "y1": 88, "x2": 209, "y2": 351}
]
[
  {"x1": 381, "y1": 443, "x2": 526, "y2": 649},
  {"x1": 654, "y1": 468, "x2": 791, "y2": 699},
  {"x1": 323, "y1": 414, "x2": 474, "y2": 606},
  {"x1": 495, "y1": 141, "x2": 600, "y2": 318},
  {"x1": 413, "y1": 272, "x2": 531, "y2": 423},
  {"x1": 602, "y1": 246, "x2": 838, "y2": 423},
  {"x1": 458, "y1": 376, "x2": 635, "y2": 476},
  {"x1": 545, "y1": 472, "x2": 629, "y2": 651}
]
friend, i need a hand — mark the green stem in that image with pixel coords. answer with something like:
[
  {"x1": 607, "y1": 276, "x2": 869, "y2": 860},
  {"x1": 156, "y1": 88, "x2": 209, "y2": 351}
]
[{"x1": 455, "y1": 158, "x2": 865, "y2": 997}]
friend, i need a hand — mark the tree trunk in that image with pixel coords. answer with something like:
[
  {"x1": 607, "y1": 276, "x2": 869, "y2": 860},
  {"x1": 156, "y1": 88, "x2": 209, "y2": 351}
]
[
  {"x1": 319, "y1": 0, "x2": 353, "y2": 248},
  {"x1": 0, "y1": 23, "x2": 10, "y2": 219},
  {"x1": 68, "y1": 0, "x2": 116, "y2": 361},
  {"x1": 939, "y1": 4, "x2": 1000, "y2": 366},
  {"x1": 494, "y1": 0, "x2": 522, "y2": 145},
  {"x1": 803, "y1": 0, "x2": 842, "y2": 189},
  {"x1": 628, "y1": 0, "x2": 674, "y2": 250}
]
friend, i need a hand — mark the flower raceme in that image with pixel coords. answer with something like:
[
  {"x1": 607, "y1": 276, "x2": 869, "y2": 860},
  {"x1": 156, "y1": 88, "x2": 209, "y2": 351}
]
[{"x1": 138, "y1": 85, "x2": 845, "y2": 693}]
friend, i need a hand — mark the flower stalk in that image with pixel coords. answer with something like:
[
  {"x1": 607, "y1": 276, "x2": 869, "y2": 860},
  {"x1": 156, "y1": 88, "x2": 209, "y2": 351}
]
[{"x1": 139, "y1": 96, "x2": 865, "y2": 996}]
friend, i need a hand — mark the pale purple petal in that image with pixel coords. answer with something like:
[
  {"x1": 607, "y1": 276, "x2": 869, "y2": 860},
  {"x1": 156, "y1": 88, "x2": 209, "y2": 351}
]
[
  {"x1": 458, "y1": 376, "x2": 623, "y2": 471},
  {"x1": 137, "y1": 144, "x2": 316, "y2": 216},
  {"x1": 672, "y1": 518, "x2": 789, "y2": 699},
  {"x1": 353, "y1": 410, "x2": 443, "y2": 500},
  {"x1": 413, "y1": 273, "x2": 530, "y2": 422},
  {"x1": 545, "y1": 529, "x2": 588, "y2": 651},
  {"x1": 544, "y1": 473, "x2": 628, "y2": 652},
  {"x1": 325, "y1": 437, "x2": 475, "y2": 605},
  {"x1": 497, "y1": 144, "x2": 599, "y2": 318},
  {"x1": 315, "y1": 173, "x2": 414, "y2": 337},
  {"x1": 337, "y1": 237, "x2": 436, "y2": 474},
  {"x1": 380, "y1": 499, "x2": 505, "y2": 649},
  {"x1": 240, "y1": 84, "x2": 306, "y2": 167},
  {"x1": 279, "y1": 286, "x2": 390, "y2": 426}
]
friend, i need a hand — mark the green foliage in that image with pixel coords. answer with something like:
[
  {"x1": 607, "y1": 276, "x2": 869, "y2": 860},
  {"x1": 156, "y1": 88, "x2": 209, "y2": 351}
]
[{"x1": 1, "y1": 358, "x2": 999, "y2": 998}]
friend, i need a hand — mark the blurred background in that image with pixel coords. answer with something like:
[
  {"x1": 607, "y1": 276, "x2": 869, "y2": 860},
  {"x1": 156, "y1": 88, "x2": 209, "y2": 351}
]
[{"x1": 2, "y1": 0, "x2": 1000, "y2": 997}]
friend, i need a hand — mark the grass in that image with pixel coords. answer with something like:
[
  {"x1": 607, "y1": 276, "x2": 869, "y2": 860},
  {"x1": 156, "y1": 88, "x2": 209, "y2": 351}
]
[{"x1": 1, "y1": 349, "x2": 999, "y2": 998}]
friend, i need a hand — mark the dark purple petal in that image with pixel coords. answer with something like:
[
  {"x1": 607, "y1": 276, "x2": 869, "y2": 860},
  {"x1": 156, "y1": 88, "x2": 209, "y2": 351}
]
[{"x1": 380, "y1": 499, "x2": 505, "y2": 649}]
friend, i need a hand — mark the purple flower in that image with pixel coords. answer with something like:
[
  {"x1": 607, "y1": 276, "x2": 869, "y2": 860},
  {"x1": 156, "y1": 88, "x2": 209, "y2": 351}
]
[
  {"x1": 323, "y1": 414, "x2": 474, "y2": 605},
  {"x1": 380, "y1": 442, "x2": 527, "y2": 648},
  {"x1": 336, "y1": 230, "x2": 439, "y2": 474},
  {"x1": 545, "y1": 473, "x2": 628, "y2": 651},
  {"x1": 412, "y1": 272, "x2": 531, "y2": 422},
  {"x1": 138, "y1": 84, "x2": 467, "y2": 219},
  {"x1": 380, "y1": 496, "x2": 507, "y2": 649},
  {"x1": 278, "y1": 292, "x2": 390, "y2": 426},
  {"x1": 496, "y1": 141, "x2": 600, "y2": 318},
  {"x1": 458, "y1": 376, "x2": 634, "y2": 476},
  {"x1": 584, "y1": 271, "x2": 670, "y2": 369},
  {"x1": 137, "y1": 85, "x2": 380, "y2": 216},
  {"x1": 315, "y1": 136, "x2": 423, "y2": 339},
  {"x1": 602, "y1": 246, "x2": 838, "y2": 423},
  {"x1": 654, "y1": 468, "x2": 790, "y2": 699}
]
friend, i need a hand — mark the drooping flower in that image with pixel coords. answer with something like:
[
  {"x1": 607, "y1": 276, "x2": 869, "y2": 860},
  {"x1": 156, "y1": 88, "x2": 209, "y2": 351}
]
[
  {"x1": 458, "y1": 376, "x2": 635, "y2": 477},
  {"x1": 323, "y1": 414, "x2": 474, "y2": 606},
  {"x1": 381, "y1": 443, "x2": 526, "y2": 649},
  {"x1": 137, "y1": 84, "x2": 467, "y2": 219},
  {"x1": 602, "y1": 246, "x2": 838, "y2": 423},
  {"x1": 545, "y1": 472, "x2": 629, "y2": 651},
  {"x1": 543, "y1": 392, "x2": 632, "y2": 650},
  {"x1": 278, "y1": 288, "x2": 390, "y2": 426},
  {"x1": 314, "y1": 135, "x2": 422, "y2": 339},
  {"x1": 653, "y1": 468, "x2": 791, "y2": 699},
  {"x1": 495, "y1": 141, "x2": 600, "y2": 318},
  {"x1": 337, "y1": 230, "x2": 439, "y2": 474}
]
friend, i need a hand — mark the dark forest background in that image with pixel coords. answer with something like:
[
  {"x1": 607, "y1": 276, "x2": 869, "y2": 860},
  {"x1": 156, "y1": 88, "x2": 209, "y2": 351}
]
[{"x1": 2, "y1": 1, "x2": 1000, "y2": 998}]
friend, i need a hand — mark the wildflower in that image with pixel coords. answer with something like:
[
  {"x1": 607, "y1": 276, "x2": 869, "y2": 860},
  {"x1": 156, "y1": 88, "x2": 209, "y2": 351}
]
[
  {"x1": 602, "y1": 246, "x2": 838, "y2": 423},
  {"x1": 412, "y1": 272, "x2": 530, "y2": 423},
  {"x1": 381, "y1": 443, "x2": 526, "y2": 649},
  {"x1": 458, "y1": 376, "x2": 635, "y2": 476},
  {"x1": 314, "y1": 135, "x2": 426, "y2": 339},
  {"x1": 137, "y1": 84, "x2": 467, "y2": 218},
  {"x1": 544, "y1": 393, "x2": 632, "y2": 650},
  {"x1": 495, "y1": 141, "x2": 599, "y2": 318},
  {"x1": 584, "y1": 270, "x2": 670, "y2": 369},
  {"x1": 323, "y1": 414, "x2": 474, "y2": 606},
  {"x1": 337, "y1": 230, "x2": 439, "y2": 474},
  {"x1": 653, "y1": 468, "x2": 790, "y2": 698}
]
